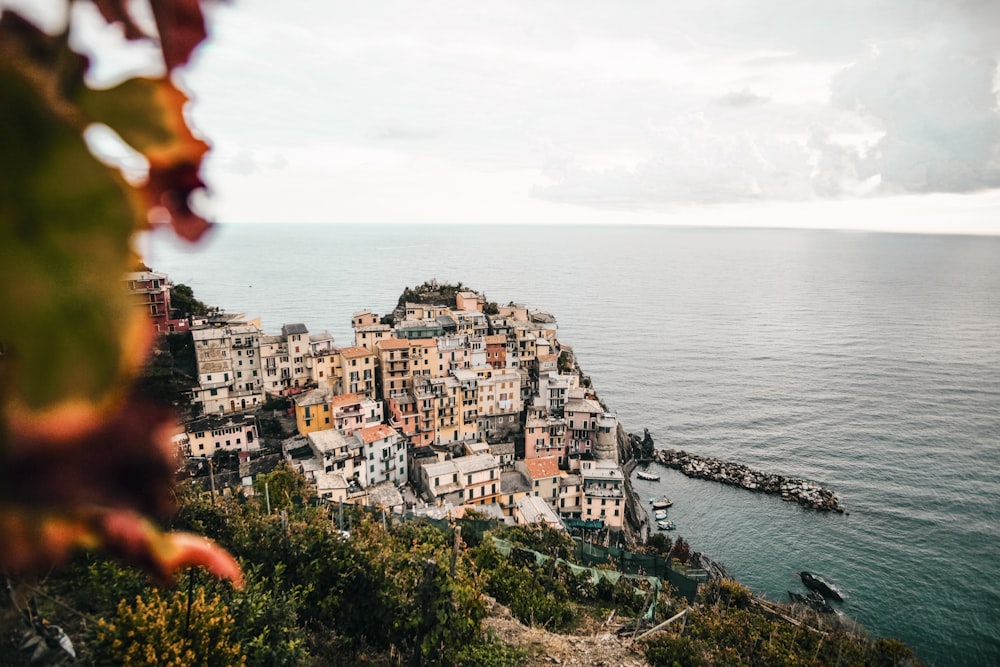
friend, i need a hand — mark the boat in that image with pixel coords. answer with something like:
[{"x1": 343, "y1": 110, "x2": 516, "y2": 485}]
[
  {"x1": 654, "y1": 509, "x2": 668, "y2": 520},
  {"x1": 636, "y1": 470, "x2": 660, "y2": 481},
  {"x1": 657, "y1": 520, "x2": 676, "y2": 531},
  {"x1": 799, "y1": 571, "x2": 843, "y2": 602},
  {"x1": 650, "y1": 496, "x2": 673, "y2": 510}
]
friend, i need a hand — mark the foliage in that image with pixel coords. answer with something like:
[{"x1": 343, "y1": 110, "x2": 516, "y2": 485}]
[
  {"x1": 0, "y1": 0, "x2": 240, "y2": 587},
  {"x1": 645, "y1": 532, "x2": 673, "y2": 556},
  {"x1": 473, "y1": 539, "x2": 577, "y2": 631},
  {"x1": 171, "y1": 283, "x2": 210, "y2": 319},
  {"x1": 454, "y1": 638, "x2": 526, "y2": 667},
  {"x1": 641, "y1": 580, "x2": 926, "y2": 667},
  {"x1": 91, "y1": 587, "x2": 244, "y2": 666},
  {"x1": 496, "y1": 522, "x2": 576, "y2": 561},
  {"x1": 395, "y1": 280, "x2": 484, "y2": 311},
  {"x1": 669, "y1": 536, "x2": 692, "y2": 564},
  {"x1": 557, "y1": 350, "x2": 574, "y2": 374},
  {"x1": 251, "y1": 460, "x2": 313, "y2": 509},
  {"x1": 220, "y1": 564, "x2": 310, "y2": 667}
]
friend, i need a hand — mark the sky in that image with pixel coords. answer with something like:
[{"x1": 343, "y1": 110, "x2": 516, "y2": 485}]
[{"x1": 7, "y1": 0, "x2": 1000, "y2": 233}]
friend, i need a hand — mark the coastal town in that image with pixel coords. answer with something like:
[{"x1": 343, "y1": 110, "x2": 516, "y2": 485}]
[{"x1": 129, "y1": 270, "x2": 636, "y2": 540}]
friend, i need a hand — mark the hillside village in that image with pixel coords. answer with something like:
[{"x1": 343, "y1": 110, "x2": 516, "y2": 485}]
[{"x1": 129, "y1": 272, "x2": 632, "y2": 538}]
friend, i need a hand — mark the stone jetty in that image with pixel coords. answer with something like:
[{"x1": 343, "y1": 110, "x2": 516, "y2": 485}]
[{"x1": 653, "y1": 448, "x2": 844, "y2": 512}]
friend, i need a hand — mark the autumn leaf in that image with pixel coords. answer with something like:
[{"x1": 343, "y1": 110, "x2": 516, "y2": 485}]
[
  {"x1": 92, "y1": 0, "x2": 209, "y2": 71},
  {"x1": 0, "y1": 507, "x2": 243, "y2": 587},
  {"x1": 0, "y1": 5, "x2": 234, "y2": 586},
  {"x1": 80, "y1": 76, "x2": 212, "y2": 241}
]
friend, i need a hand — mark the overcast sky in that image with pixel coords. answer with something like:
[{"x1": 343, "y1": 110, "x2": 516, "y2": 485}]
[{"x1": 8, "y1": 0, "x2": 1000, "y2": 233}]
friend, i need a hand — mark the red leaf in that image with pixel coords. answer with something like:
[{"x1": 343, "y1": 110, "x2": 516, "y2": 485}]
[
  {"x1": 145, "y1": 159, "x2": 213, "y2": 242},
  {"x1": 150, "y1": 0, "x2": 208, "y2": 71},
  {"x1": 91, "y1": 0, "x2": 148, "y2": 41},
  {"x1": 90, "y1": 0, "x2": 208, "y2": 72}
]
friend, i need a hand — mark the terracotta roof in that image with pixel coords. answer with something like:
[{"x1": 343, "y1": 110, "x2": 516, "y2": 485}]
[
  {"x1": 339, "y1": 346, "x2": 373, "y2": 358},
  {"x1": 357, "y1": 424, "x2": 397, "y2": 444},
  {"x1": 485, "y1": 335, "x2": 507, "y2": 345},
  {"x1": 329, "y1": 392, "x2": 361, "y2": 408},
  {"x1": 376, "y1": 338, "x2": 411, "y2": 351},
  {"x1": 523, "y1": 456, "x2": 561, "y2": 480}
]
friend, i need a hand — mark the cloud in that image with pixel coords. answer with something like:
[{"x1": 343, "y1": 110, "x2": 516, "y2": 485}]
[
  {"x1": 830, "y1": 35, "x2": 1000, "y2": 194},
  {"x1": 716, "y1": 89, "x2": 770, "y2": 108}
]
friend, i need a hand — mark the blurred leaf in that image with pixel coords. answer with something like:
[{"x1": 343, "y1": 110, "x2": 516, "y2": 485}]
[
  {"x1": 149, "y1": 0, "x2": 209, "y2": 71},
  {"x1": 80, "y1": 76, "x2": 212, "y2": 240},
  {"x1": 0, "y1": 506, "x2": 243, "y2": 587},
  {"x1": 93, "y1": 0, "x2": 208, "y2": 71},
  {"x1": 0, "y1": 13, "x2": 148, "y2": 416},
  {"x1": 2, "y1": 392, "x2": 178, "y2": 517}
]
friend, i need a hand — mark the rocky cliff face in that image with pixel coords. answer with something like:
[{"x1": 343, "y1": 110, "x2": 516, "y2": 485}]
[{"x1": 617, "y1": 424, "x2": 645, "y2": 548}]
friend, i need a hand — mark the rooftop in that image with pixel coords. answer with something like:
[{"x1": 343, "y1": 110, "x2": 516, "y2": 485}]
[
  {"x1": 522, "y1": 456, "x2": 561, "y2": 480},
  {"x1": 307, "y1": 428, "x2": 351, "y2": 455},
  {"x1": 329, "y1": 392, "x2": 362, "y2": 409},
  {"x1": 357, "y1": 424, "x2": 398, "y2": 444},
  {"x1": 454, "y1": 453, "x2": 498, "y2": 475},
  {"x1": 339, "y1": 346, "x2": 372, "y2": 359},
  {"x1": 184, "y1": 413, "x2": 256, "y2": 433}
]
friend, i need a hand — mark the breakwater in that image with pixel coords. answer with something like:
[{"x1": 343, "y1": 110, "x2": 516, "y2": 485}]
[{"x1": 653, "y1": 449, "x2": 844, "y2": 512}]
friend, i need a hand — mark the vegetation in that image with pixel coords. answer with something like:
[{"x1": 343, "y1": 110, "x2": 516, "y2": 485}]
[
  {"x1": 3, "y1": 467, "x2": 926, "y2": 665},
  {"x1": 641, "y1": 579, "x2": 924, "y2": 667},
  {"x1": 171, "y1": 283, "x2": 211, "y2": 320},
  {"x1": 395, "y1": 280, "x2": 482, "y2": 311}
]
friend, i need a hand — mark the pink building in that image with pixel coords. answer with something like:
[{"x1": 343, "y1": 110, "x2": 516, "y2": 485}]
[{"x1": 125, "y1": 270, "x2": 188, "y2": 333}]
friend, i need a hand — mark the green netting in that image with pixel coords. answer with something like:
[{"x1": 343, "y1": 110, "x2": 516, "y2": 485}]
[{"x1": 332, "y1": 502, "x2": 705, "y2": 601}]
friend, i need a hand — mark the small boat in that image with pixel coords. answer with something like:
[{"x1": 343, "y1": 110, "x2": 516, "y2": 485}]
[
  {"x1": 650, "y1": 497, "x2": 673, "y2": 510},
  {"x1": 654, "y1": 510, "x2": 668, "y2": 520},
  {"x1": 799, "y1": 571, "x2": 843, "y2": 602},
  {"x1": 636, "y1": 471, "x2": 660, "y2": 481},
  {"x1": 657, "y1": 520, "x2": 676, "y2": 531}
]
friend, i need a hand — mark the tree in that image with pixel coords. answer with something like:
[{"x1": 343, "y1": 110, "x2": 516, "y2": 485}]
[
  {"x1": 171, "y1": 283, "x2": 210, "y2": 319},
  {"x1": 252, "y1": 461, "x2": 312, "y2": 509}
]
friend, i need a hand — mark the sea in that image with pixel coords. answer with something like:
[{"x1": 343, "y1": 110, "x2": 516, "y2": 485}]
[{"x1": 145, "y1": 223, "x2": 1000, "y2": 666}]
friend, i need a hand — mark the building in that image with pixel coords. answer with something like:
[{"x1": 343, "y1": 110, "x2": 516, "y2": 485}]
[
  {"x1": 357, "y1": 423, "x2": 406, "y2": 487},
  {"x1": 294, "y1": 389, "x2": 383, "y2": 437},
  {"x1": 420, "y1": 453, "x2": 500, "y2": 507},
  {"x1": 516, "y1": 456, "x2": 561, "y2": 507},
  {"x1": 564, "y1": 389, "x2": 607, "y2": 457},
  {"x1": 580, "y1": 460, "x2": 626, "y2": 529},
  {"x1": 376, "y1": 338, "x2": 417, "y2": 399},
  {"x1": 524, "y1": 401, "x2": 568, "y2": 464},
  {"x1": 337, "y1": 346, "x2": 376, "y2": 398},
  {"x1": 190, "y1": 323, "x2": 265, "y2": 414},
  {"x1": 282, "y1": 323, "x2": 312, "y2": 389},
  {"x1": 352, "y1": 310, "x2": 393, "y2": 351},
  {"x1": 513, "y1": 495, "x2": 565, "y2": 531},
  {"x1": 125, "y1": 270, "x2": 189, "y2": 333},
  {"x1": 183, "y1": 413, "x2": 260, "y2": 455}
]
